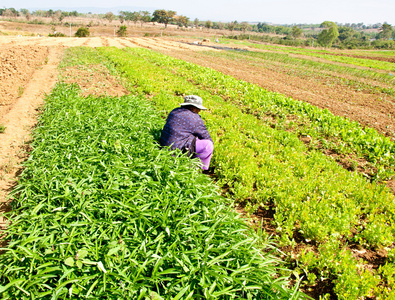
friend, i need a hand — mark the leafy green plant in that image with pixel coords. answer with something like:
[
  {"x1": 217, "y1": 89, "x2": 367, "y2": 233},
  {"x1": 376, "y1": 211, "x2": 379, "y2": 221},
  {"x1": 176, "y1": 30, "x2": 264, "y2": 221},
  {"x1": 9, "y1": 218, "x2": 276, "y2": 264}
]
[
  {"x1": 0, "y1": 83, "x2": 303, "y2": 299},
  {"x1": 89, "y1": 46, "x2": 395, "y2": 299},
  {"x1": 0, "y1": 124, "x2": 5, "y2": 133}
]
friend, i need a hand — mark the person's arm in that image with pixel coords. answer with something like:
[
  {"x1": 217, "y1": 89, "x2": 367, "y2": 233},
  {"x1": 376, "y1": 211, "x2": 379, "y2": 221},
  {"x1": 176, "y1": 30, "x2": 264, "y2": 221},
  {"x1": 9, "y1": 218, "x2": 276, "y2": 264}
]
[{"x1": 194, "y1": 117, "x2": 213, "y2": 142}]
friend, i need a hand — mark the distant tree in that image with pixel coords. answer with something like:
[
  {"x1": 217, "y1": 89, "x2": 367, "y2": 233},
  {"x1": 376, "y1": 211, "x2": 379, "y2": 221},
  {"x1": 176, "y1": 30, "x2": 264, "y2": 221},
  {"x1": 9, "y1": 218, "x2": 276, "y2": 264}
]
[
  {"x1": 194, "y1": 18, "x2": 199, "y2": 28},
  {"x1": 46, "y1": 9, "x2": 54, "y2": 17},
  {"x1": 19, "y1": 8, "x2": 29, "y2": 15},
  {"x1": 291, "y1": 25, "x2": 303, "y2": 39},
  {"x1": 117, "y1": 25, "x2": 127, "y2": 37},
  {"x1": 379, "y1": 23, "x2": 393, "y2": 40},
  {"x1": 32, "y1": 10, "x2": 46, "y2": 17},
  {"x1": 176, "y1": 15, "x2": 189, "y2": 28},
  {"x1": 52, "y1": 10, "x2": 63, "y2": 23},
  {"x1": 240, "y1": 22, "x2": 251, "y2": 33},
  {"x1": 75, "y1": 27, "x2": 90, "y2": 37},
  {"x1": 3, "y1": 8, "x2": 17, "y2": 18},
  {"x1": 152, "y1": 9, "x2": 176, "y2": 28},
  {"x1": 338, "y1": 26, "x2": 358, "y2": 42},
  {"x1": 104, "y1": 12, "x2": 114, "y2": 23},
  {"x1": 275, "y1": 26, "x2": 290, "y2": 35},
  {"x1": 205, "y1": 20, "x2": 213, "y2": 31},
  {"x1": 119, "y1": 11, "x2": 131, "y2": 24},
  {"x1": 25, "y1": 12, "x2": 31, "y2": 21},
  {"x1": 140, "y1": 11, "x2": 151, "y2": 26},
  {"x1": 216, "y1": 22, "x2": 225, "y2": 30},
  {"x1": 227, "y1": 21, "x2": 237, "y2": 32},
  {"x1": 133, "y1": 11, "x2": 143, "y2": 26},
  {"x1": 318, "y1": 21, "x2": 339, "y2": 47}
]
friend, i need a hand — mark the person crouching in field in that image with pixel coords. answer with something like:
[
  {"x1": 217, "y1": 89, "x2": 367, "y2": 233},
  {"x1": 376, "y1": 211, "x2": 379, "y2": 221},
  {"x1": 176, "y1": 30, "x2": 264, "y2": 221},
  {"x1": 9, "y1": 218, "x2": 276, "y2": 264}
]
[{"x1": 160, "y1": 95, "x2": 214, "y2": 171}]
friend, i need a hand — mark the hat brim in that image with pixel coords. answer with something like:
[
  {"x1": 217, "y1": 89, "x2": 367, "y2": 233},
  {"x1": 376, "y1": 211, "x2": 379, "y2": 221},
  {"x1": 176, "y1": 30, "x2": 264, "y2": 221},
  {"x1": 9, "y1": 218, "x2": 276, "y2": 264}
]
[{"x1": 180, "y1": 103, "x2": 207, "y2": 110}]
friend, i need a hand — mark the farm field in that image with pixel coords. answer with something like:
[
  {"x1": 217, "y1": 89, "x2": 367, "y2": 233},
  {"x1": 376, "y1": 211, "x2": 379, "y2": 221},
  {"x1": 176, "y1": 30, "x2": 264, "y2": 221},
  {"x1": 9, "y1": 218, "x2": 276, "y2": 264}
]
[{"x1": 0, "y1": 34, "x2": 395, "y2": 299}]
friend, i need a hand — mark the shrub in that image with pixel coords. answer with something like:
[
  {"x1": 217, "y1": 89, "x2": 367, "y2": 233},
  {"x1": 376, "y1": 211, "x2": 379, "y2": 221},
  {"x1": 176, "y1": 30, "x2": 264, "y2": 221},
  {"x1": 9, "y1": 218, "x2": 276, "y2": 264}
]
[
  {"x1": 48, "y1": 32, "x2": 66, "y2": 37},
  {"x1": 75, "y1": 27, "x2": 90, "y2": 37},
  {"x1": 116, "y1": 25, "x2": 127, "y2": 37}
]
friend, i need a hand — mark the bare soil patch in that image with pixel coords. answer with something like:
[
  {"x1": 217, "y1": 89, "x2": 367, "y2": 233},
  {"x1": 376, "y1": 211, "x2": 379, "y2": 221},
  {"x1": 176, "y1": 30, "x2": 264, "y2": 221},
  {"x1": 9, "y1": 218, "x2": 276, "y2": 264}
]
[
  {"x1": 61, "y1": 64, "x2": 130, "y2": 97},
  {"x1": 0, "y1": 45, "x2": 48, "y2": 108},
  {"x1": 0, "y1": 46, "x2": 62, "y2": 227}
]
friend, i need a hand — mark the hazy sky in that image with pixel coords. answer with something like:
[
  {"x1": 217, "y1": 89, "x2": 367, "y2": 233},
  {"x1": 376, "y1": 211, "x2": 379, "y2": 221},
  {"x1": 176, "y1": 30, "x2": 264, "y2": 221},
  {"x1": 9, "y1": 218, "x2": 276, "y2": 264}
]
[{"x1": 2, "y1": 0, "x2": 394, "y2": 25}]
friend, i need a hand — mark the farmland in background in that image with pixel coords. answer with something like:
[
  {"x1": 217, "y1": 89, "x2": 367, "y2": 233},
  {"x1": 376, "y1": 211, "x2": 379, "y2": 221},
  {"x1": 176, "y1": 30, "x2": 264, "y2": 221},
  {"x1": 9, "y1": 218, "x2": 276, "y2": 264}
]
[{"x1": 0, "y1": 31, "x2": 394, "y2": 299}]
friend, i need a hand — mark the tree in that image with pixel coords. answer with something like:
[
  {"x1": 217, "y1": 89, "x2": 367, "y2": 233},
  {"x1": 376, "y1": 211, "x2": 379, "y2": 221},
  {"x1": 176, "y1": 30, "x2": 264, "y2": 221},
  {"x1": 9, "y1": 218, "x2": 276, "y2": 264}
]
[
  {"x1": 75, "y1": 27, "x2": 90, "y2": 37},
  {"x1": 227, "y1": 21, "x2": 237, "y2": 32},
  {"x1": 240, "y1": 22, "x2": 251, "y2": 33},
  {"x1": 194, "y1": 18, "x2": 199, "y2": 28},
  {"x1": 52, "y1": 10, "x2": 63, "y2": 23},
  {"x1": 318, "y1": 21, "x2": 339, "y2": 48},
  {"x1": 205, "y1": 20, "x2": 213, "y2": 31},
  {"x1": 291, "y1": 26, "x2": 303, "y2": 39},
  {"x1": 19, "y1": 8, "x2": 29, "y2": 15},
  {"x1": 176, "y1": 15, "x2": 189, "y2": 28},
  {"x1": 379, "y1": 23, "x2": 393, "y2": 40},
  {"x1": 140, "y1": 11, "x2": 151, "y2": 27},
  {"x1": 104, "y1": 12, "x2": 114, "y2": 23},
  {"x1": 152, "y1": 9, "x2": 176, "y2": 28}
]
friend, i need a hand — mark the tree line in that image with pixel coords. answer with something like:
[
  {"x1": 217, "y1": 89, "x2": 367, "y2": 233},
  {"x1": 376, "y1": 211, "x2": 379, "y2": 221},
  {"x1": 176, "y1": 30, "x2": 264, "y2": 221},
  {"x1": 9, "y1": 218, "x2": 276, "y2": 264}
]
[{"x1": 1, "y1": 7, "x2": 394, "y2": 49}]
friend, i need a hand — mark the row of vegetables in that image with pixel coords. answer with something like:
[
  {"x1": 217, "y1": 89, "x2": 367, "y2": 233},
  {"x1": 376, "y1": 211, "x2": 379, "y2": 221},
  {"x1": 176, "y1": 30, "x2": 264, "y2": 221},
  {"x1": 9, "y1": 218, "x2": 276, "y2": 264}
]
[
  {"x1": 91, "y1": 46, "x2": 395, "y2": 299},
  {"x1": 0, "y1": 82, "x2": 302, "y2": 298},
  {"x1": 149, "y1": 48, "x2": 395, "y2": 181},
  {"x1": 209, "y1": 49, "x2": 395, "y2": 98},
  {"x1": 228, "y1": 41, "x2": 395, "y2": 73}
]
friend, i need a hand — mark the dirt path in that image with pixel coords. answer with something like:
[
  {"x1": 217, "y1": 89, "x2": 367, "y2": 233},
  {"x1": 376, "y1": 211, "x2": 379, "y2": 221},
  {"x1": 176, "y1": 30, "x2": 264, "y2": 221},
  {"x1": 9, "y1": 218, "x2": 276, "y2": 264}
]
[{"x1": 0, "y1": 46, "x2": 63, "y2": 227}]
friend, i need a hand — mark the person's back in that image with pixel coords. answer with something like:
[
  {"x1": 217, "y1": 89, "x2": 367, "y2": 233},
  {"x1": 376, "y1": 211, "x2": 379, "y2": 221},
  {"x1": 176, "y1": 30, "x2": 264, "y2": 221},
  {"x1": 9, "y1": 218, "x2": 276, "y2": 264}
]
[{"x1": 160, "y1": 96, "x2": 214, "y2": 170}]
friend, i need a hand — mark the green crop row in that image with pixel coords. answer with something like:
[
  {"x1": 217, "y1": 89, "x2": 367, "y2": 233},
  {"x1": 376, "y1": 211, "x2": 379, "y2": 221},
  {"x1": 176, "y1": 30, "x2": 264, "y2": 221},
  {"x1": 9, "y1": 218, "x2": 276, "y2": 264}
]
[
  {"x1": 226, "y1": 41, "x2": 395, "y2": 72},
  {"x1": 0, "y1": 83, "x2": 303, "y2": 299},
  {"x1": 91, "y1": 46, "x2": 395, "y2": 299},
  {"x1": 125, "y1": 48, "x2": 395, "y2": 181}
]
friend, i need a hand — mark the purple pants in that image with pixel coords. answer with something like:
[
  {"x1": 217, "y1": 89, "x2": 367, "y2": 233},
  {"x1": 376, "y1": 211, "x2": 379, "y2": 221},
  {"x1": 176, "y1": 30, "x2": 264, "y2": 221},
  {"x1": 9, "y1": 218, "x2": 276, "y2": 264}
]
[{"x1": 195, "y1": 138, "x2": 214, "y2": 170}]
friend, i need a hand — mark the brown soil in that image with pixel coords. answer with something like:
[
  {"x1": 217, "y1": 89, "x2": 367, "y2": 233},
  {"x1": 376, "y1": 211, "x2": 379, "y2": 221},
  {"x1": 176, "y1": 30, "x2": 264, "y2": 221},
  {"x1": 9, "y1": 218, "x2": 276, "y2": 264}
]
[
  {"x1": 61, "y1": 64, "x2": 130, "y2": 97},
  {"x1": 152, "y1": 48, "x2": 395, "y2": 139},
  {"x1": 0, "y1": 45, "x2": 48, "y2": 107},
  {"x1": 0, "y1": 46, "x2": 62, "y2": 227}
]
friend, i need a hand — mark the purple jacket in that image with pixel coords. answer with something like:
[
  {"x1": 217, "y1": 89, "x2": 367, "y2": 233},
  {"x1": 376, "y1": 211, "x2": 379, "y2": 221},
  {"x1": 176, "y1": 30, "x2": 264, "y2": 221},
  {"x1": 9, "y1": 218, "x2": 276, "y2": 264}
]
[{"x1": 160, "y1": 107, "x2": 213, "y2": 151}]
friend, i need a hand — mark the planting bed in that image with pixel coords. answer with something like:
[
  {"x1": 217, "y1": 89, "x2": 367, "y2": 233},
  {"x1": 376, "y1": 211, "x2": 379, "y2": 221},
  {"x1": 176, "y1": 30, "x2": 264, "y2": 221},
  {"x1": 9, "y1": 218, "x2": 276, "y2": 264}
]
[{"x1": 0, "y1": 35, "x2": 395, "y2": 299}]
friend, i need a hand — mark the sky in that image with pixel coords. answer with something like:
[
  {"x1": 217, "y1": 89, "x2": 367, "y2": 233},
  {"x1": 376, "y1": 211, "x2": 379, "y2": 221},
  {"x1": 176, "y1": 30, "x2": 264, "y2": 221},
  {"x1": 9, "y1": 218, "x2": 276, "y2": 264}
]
[{"x1": 2, "y1": 0, "x2": 394, "y2": 25}]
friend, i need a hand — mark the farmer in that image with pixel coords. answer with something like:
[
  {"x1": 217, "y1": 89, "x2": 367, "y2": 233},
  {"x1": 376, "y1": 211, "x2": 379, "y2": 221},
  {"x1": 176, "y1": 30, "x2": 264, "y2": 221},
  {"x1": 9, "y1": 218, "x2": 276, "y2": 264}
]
[{"x1": 160, "y1": 95, "x2": 214, "y2": 170}]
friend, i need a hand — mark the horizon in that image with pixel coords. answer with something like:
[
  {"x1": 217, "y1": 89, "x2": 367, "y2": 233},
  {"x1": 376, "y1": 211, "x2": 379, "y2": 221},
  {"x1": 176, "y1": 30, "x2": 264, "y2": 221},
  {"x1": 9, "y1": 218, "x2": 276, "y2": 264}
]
[{"x1": 1, "y1": 0, "x2": 394, "y2": 25}]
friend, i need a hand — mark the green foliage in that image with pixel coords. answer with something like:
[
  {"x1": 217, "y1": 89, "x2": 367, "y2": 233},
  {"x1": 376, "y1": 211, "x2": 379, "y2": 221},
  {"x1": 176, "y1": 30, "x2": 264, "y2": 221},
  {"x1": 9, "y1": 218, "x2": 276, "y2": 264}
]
[
  {"x1": 0, "y1": 80, "x2": 304, "y2": 298},
  {"x1": 116, "y1": 25, "x2": 127, "y2": 37},
  {"x1": 379, "y1": 23, "x2": 393, "y2": 40},
  {"x1": 152, "y1": 9, "x2": 176, "y2": 28},
  {"x1": 291, "y1": 26, "x2": 303, "y2": 39},
  {"x1": 74, "y1": 27, "x2": 90, "y2": 37},
  {"x1": 93, "y1": 46, "x2": 395, "y2": 299},
  {"x1": 48, "y1": 32, "x2": 66, "y2": 37},
  {"x1": 0, "y1": 124, "x2": 6, "y2": 133},
  {"x1": 318, "y1": 21, "x2": 339, "y2": 48}
]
